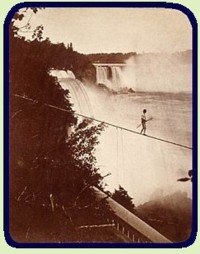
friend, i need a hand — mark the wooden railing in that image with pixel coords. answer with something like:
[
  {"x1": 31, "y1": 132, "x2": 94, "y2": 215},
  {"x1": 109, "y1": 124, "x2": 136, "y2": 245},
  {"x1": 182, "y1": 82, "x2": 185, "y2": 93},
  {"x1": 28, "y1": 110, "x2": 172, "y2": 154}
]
[
  {"x1": 92, "y1": 186, "x2": 172, "y2": 243},
  {"x1": 93, "y1": 63, "x2": 127, "y2": 67}
]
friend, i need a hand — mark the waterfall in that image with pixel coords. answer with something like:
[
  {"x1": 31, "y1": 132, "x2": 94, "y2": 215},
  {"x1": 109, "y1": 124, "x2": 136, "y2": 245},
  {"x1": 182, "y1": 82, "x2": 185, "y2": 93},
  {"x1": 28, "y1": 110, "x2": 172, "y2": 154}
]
[
  {"x1": 49, "y1": 67, "x2": 191, "y2": 205},
  {"x1": 95, "y1": 65, "x2": 128, "y2": 90},
  {"x1": 49, "y1": 69, "x2": 93, "y2": 117},
  {"x1": 96, "y1": 66, "x2": 112, "y2": 89},
  {"x1": 50, "y1": 69, "x2": 76, "y2": 79},
  {"x1": 111, "y1": 66, "x2": 125, "y2": 89}
]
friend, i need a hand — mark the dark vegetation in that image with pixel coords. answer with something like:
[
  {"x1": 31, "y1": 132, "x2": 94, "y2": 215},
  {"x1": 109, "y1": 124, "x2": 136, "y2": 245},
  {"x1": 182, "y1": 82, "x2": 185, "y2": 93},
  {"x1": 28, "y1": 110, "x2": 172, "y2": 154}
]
[
  {"x1": 9, "y1": 8, "x2": 117, "y2": 243},
  {"x1": 12, "y1": 10, "x2": 96, "y2": 84},
  {"x1": 112, "y1": 185, "x2": 135, "y2": 213},
  {"x1": 87, "y1": 52, "x2": 137, "y2": 63}
]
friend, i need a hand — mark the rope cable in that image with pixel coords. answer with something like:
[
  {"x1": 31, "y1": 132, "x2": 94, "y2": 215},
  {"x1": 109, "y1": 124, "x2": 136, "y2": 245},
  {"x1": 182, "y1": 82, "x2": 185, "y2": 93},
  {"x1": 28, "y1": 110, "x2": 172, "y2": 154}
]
[
  {"x1": 116, "y1": 127, "x2": 119, "y2": 176},
  {"x1": 13, "y1": 94, "x2": 192, "y2": 150}
]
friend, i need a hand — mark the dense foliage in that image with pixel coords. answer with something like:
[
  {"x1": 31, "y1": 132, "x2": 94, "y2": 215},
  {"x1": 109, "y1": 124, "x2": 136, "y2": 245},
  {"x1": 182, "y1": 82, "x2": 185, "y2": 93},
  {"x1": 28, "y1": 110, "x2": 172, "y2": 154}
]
[
  {"x1": 112, "y1": 185, "x2": 135, "y2": 213},
  {"x1": 9, "y1": 9, "x2": 112, "y2": 243},
  {"x1": 12, "y1": 9, "x2": 96, "y2": 83},
  {"x1": 87, "y1": 52, "x2": 137, "y2": 63}
]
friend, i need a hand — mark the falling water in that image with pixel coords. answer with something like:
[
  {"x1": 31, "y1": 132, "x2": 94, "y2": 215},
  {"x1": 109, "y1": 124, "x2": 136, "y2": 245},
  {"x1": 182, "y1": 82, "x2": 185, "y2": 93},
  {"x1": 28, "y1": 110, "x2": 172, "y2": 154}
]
[
  {"x1": 50, "y1": 52, "x2": 192, "y2": 205},
  {"x1": 111, "y1": 67, "x2": 123, "y2": 89},
  {"x1": 95, "y1": 66, "x2": 126, "y2": 90},
  {"x1": 50, "y1": 69, "x2": 93, "y2": 117},
  {"x1": 94, "y1": 52, "x2": 192, "y2": 93},
  {"x1": 96, "y1": 66, "x2": 112, "y2": 89}
]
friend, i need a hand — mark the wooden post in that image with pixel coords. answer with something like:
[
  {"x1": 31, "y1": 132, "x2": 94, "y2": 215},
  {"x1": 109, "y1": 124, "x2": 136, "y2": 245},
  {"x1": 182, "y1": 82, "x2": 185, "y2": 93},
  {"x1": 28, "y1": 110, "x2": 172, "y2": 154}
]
[
  {"x1": 49, "y1": 194, "x2": 54, "y2": 213},
  {"x1": 127, "y1": 230, "x2": 130, "y2": 238}
]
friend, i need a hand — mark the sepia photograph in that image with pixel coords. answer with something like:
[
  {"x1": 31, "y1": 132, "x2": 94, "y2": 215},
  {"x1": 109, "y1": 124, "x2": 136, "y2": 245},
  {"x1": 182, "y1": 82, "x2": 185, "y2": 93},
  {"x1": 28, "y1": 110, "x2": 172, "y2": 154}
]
[{"x1": 7, "y1": 3, "x2": 195, "y2": 246}]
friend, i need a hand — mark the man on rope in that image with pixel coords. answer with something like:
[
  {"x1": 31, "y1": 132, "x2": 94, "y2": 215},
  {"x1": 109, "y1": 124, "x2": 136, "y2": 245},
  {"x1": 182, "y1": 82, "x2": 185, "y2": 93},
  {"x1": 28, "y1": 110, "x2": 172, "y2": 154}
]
[{"x1": 140, "y1": 109, "x2": 147, "y2": 135}]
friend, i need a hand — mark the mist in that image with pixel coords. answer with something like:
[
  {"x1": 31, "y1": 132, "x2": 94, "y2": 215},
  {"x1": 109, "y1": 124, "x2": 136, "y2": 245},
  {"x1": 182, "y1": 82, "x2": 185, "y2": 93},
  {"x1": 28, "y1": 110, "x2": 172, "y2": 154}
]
[
  {"x1": 51, "y1": 61, "x2": 192, "y2": 205},
  {"x1": 121, "y1": 52, "x2": 192, "y2": 93}
]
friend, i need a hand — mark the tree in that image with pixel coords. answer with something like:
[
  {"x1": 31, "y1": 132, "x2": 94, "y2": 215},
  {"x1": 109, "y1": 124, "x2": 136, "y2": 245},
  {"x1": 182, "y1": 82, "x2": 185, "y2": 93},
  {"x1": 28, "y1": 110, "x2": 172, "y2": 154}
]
[
  {"x1": 9, "y1": 9, "x2": 112, "y2": 242},
  {"x1": 112, "y1": 185, "x2": 135, "y2": 213}
]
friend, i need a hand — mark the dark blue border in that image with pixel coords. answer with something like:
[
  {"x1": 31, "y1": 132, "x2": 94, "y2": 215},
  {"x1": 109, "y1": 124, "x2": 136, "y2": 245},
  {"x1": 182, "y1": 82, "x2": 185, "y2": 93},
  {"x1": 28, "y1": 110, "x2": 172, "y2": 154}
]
[{"x1": 4, "y1": 1, "x2": 198, "y2": 249}]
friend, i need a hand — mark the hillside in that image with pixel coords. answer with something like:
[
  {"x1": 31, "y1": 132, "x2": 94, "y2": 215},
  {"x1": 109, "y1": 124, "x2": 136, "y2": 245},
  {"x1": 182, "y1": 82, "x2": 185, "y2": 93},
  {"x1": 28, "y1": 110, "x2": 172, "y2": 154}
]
[
  {"x1": 136, "y1": 191, "x2": 192, "y2": 242},
  {"x1": 86, "y1": 50, "x2": 192, "y2": 64},
  {"x1": 86, "y1": 52, "x2": 137, "y2": 64}
]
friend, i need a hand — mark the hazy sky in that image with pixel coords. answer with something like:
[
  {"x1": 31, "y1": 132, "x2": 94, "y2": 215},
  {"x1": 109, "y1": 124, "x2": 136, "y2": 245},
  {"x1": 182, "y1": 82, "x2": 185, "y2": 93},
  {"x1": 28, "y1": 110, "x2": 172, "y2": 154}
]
[{"x1": 18, "y1": 8, "x2": 192, "y2": 54}]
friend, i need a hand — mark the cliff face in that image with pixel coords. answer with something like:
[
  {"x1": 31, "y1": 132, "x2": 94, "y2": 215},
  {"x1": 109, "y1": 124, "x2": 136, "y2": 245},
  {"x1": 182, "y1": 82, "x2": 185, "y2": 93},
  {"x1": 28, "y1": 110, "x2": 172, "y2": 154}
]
[{"x1": 81, "y1": 64, "x2": 96, "y2": 84}]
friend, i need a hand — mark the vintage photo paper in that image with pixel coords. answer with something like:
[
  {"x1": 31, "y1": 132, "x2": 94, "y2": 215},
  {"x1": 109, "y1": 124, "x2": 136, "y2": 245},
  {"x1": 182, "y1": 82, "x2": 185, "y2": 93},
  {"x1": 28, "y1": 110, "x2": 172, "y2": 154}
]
[{"x1": 8, "y1": 6, "x2": 194, "y2": 245}]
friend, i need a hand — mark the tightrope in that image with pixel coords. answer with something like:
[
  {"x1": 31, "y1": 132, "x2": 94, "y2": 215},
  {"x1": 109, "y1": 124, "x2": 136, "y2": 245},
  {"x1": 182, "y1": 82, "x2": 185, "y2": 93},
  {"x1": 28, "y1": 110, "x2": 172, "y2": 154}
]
[{"x1": 13, "y1": 94, "x2": 192, "y2": 150}]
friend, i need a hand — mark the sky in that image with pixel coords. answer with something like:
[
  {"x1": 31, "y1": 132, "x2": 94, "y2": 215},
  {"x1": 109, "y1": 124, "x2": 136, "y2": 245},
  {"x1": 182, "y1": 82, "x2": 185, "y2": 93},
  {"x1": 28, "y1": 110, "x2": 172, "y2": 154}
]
[{"x1": 17, "y1": 7, "x2": 192, "y2": 54}]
